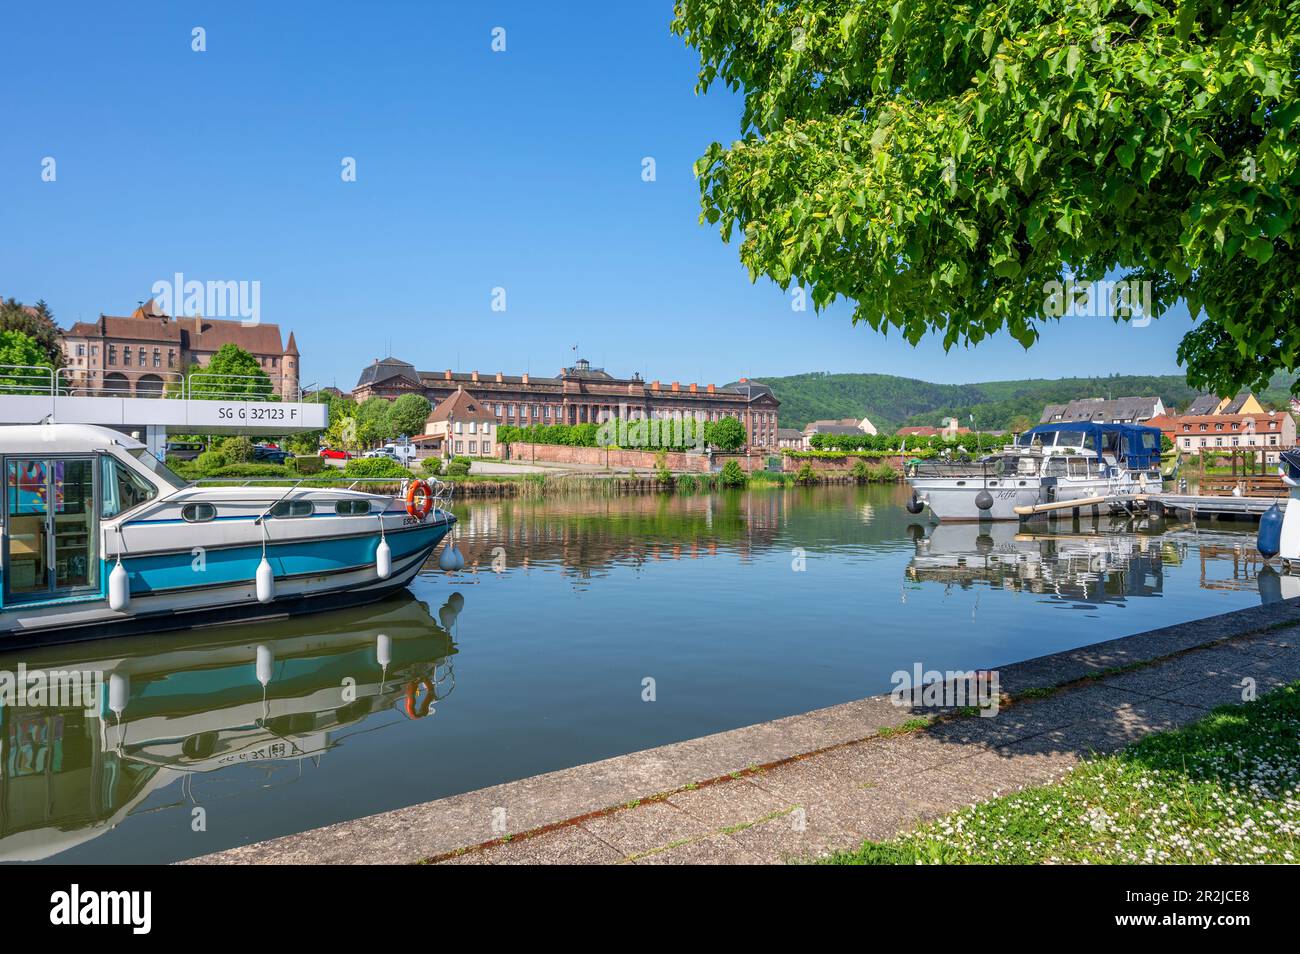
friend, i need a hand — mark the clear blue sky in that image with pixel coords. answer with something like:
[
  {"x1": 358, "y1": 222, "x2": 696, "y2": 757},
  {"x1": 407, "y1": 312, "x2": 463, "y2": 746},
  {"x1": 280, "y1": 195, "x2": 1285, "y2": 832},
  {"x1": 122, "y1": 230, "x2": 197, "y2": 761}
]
[{"x1": 1, "y1": 1, "x2": 1198, "y2": 392}]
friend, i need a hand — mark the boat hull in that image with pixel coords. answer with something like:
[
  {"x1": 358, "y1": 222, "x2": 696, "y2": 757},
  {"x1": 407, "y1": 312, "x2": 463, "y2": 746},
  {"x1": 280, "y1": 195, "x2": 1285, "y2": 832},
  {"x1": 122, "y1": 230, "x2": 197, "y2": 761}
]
[{"x1": 0, "y1": 518, "x2": 453, "y2": 647}]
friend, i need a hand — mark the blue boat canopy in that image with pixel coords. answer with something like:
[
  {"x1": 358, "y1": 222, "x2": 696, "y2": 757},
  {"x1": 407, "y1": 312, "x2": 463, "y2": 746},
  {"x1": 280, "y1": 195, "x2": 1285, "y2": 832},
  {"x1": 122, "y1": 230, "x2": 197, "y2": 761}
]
[{"x1": 1016, "y1": 422, "x2": 1164, "y2": 469}]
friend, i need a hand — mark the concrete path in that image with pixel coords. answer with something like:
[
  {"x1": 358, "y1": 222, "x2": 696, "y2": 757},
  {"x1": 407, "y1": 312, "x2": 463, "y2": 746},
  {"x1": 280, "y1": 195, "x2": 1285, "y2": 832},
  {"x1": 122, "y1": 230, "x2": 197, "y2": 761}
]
[{"x1": 191, "y1": 599, "x2": 1300, "y2": 865}]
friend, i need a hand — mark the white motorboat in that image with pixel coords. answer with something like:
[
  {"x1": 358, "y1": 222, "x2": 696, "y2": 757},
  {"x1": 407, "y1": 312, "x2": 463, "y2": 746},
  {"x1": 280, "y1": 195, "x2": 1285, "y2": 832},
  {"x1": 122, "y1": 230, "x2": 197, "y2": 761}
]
[
  {"x1": 0, "y1": 424, "x2": 455, "y2": 645},
  {"x1": 905, "y1": 422, "x2": 1164, "y2": 522}
]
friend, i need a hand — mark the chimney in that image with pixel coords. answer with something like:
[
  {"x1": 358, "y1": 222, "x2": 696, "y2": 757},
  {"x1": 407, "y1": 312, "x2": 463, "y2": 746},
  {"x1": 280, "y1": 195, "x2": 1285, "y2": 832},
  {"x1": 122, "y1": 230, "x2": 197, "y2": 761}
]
[
  {"x1": 522, "y1": 372, "x2": 529, "y2": 384},
  {"x1": 444, "y1": 369, "x2": 452, "y2": 380},
  {"x1": 471, "y1": 370, "x2": 479, "y2": 382},
  {"x1": 689, "y1": 383, "x2": 698, "y2": 393},
  {"x1": 651, "y1": 380, "x2": 660, "y2": 391},
  {"x1": 496, "y1": 372, "x2": 503, "y2": 383},
  {"x1": 671, "y1": 381, "x2": 680, "y2": 392},
  {"x1": 739, "y1": 377, "x2": 748, "y2": 383},
  {"x1": 707, "y1": 383, "x2": 715, "y2": 393}
]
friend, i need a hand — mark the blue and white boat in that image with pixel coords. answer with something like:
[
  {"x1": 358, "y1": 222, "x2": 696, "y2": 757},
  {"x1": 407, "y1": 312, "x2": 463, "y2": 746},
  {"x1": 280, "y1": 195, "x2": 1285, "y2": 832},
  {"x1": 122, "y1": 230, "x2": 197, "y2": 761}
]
[
  {"x1": 1258, "y1": 448, "x2": 1300, "y2": 574},
  {"x1": 0, "y1": 424, "x2": 455, "y2": 645},
  {"x1": 905, "y1": 422, "x2": 1165, "y2": 521}
]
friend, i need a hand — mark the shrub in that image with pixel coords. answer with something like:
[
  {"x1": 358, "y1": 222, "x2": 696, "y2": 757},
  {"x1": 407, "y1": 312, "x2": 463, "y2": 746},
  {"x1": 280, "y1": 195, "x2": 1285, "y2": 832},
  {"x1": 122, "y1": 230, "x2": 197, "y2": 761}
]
[
  {"x1": 421, "y1": 456, "x2": 443, "y2": 475},
  {"x1": 654, "y1": 449, "x2": 672, "y2": 484},
  {"x1": 445, "y1": 460, "x2": 470, "y2": 477},
  {"x1": 452, "y1": 456, "x2": 472, "y2": 468},
  {"x1": 796, "y1": 463, "x2": 818, "y2": 484},
  {"x1": 870, "y1": 462, "x2": 899, "y2": 482},
  {"x1": 221, "y1": 436, "x2": 255, "y2": 463},
  {"x1": 344, "y1": 457, "x2": 411, "y2": 478},
  {"x1": 704, "y1": 416, "x2": 747, "y2": 451},
  {"x1": 291, "y1": 455, "x2": 325, "y2": 474},
  {"x1": 720, "y1": 459, "x2": 748, "y2": 487},
  {"x1": 850, "y1": 459, "x2": 870, "y2": 481},
  {"x1": 195, "y1": 450, "x2": 229, "y2": 473},
  {"x1": 203, "y1": 463, "x2": 294, "y2": 478}
]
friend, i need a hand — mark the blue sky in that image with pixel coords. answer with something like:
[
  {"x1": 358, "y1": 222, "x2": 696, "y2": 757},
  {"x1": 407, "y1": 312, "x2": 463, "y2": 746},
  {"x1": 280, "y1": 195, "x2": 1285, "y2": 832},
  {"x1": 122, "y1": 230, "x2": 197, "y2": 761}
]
[{"x1": 1, "y1": 1, "x2": 1198, "y2": 392}]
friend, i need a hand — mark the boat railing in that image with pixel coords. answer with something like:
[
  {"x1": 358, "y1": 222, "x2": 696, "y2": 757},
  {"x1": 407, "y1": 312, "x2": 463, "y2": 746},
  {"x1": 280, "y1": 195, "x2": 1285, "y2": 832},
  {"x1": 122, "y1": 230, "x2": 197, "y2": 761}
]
[
  {"x1": 908, "y1": 459, "x2": 992, "y2": 479},
  {"x1": 188, "y1": 475, "x2": 454, "y2": 514}
]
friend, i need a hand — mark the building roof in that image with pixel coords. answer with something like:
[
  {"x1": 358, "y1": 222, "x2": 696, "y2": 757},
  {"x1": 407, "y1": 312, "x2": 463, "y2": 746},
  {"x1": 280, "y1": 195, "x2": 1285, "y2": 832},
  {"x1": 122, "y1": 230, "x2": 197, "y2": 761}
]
[
  {"x1": 776, "y1": 428, "x2": 803, "y2": 440},
  {"x1": 64, "y1": 308, "x2": 289, "y2": 355},
  {"x1": 426, "y1": 387, "x2": 497, "y2": 424},
  {"x1": 896, "y1": 425, "x2": 972, "y2": 436},
  {"x1": 722, "y1": 378, "x2": 776, "y2": 402},
  {"x1": 560, "y1": 358, "x2": 614, "y2": 381},
  {"x1": 356, "y1": 356, "x2": 421, "y2": 388},
  {"x1": 1039, "y1": 396, "x2": 1162, "y2": 423},
  {"x1": 806, "y1": 423, "x2": 864, "y2": 436},
  {"x1": 1186, "y1": 391, "x2": 1257, "y2": 415}
]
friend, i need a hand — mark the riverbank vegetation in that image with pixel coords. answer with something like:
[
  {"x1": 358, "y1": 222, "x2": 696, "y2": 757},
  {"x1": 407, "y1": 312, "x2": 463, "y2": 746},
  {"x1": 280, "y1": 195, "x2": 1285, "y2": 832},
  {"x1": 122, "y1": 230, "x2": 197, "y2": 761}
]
[{"x1": 826, "y1": 682, "x2": 1300, "y2": 865}]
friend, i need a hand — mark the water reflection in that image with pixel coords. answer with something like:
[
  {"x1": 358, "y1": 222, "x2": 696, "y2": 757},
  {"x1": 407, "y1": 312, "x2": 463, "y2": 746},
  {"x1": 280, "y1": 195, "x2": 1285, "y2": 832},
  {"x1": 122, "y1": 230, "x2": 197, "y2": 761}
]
[
  {"x1": 0, "y1": 593, "x2": 461, "y2": 862},
  {"x1": 905, "y1": 518, "x2": 1289, "y2": 608}
]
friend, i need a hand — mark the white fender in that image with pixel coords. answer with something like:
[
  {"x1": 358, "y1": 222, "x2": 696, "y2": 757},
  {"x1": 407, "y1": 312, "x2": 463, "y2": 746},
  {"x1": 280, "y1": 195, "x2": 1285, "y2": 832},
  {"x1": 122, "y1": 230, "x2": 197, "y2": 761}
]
[
  {"x1": 256, "y1": 557, "x2": 275, "y2": 603},
  {"x1": 376, "y1": 538, "x2": 392, "y2": 579},
  {"x1": 108, "y1": 561, "x2": 130, "y2": 612}
]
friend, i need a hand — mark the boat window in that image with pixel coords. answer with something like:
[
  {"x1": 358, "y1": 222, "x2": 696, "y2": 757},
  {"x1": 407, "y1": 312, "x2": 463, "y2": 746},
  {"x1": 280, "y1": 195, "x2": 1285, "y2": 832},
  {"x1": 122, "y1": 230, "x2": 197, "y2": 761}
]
[
  {"x1": 271, "y1": 500, "x2": 314, "y2": 518},
  {"x1": 101, "y1": 455, "x2": 159, "y2": 518},
  {"x1": 182, "y1": 502, "x2": 217, "y2": 523},
  {"x1": 1055, "y1": 430, "x2": 1087, "y2": 448},
  {"x1": 1016, "y1": 457, "x2": 1040, "y2": 477},
  {"x1": 128, "y1": 448, "x2": 188, "y2": 490},
  {"x1": 1043, "y1": 458, "x2": 1067, "y2": 477},
  {"x1": 335, "y1": 499, "x2": 371, "y2": 515},
  {"x1": 1068, "y1": 457, "x2": 1089, "y2": 477}
]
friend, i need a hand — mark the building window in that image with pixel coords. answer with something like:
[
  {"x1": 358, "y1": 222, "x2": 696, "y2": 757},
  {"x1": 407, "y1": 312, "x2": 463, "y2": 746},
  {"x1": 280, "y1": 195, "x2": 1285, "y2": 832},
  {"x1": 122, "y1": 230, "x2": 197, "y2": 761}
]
[
  {"x1": 469, "y1": 441, "x2": 477, "y2": 454},
  {"x1": 153, "y1": 348, "x2": 161, "y2": 368},
  {"x1": 168, "y1": 349, "x2": 176, "y2": 368},
  {"x1": 509, "y1": 404, "x2": 517, "y2": 417},
  {"x1": 107, "y1": 345, "x2": 116, "y2": 365},
  {"x1": 138, "y1": 347, "x2": 146, "y2": 365},
  {"x1": 469, "y1": 421, "x2": 477, "y2": 434},
  {"x1": 454, "y1": 421, "x2": 462, "y2": 434},
  {"x1": 495, "y1": 403, "x2": 504, "y2": 415},
  {"x1": 123, "y1": 348, "x2": 131, "y2": 366},
  {"x1": 455, "y1": 441, "x2": 463, "y2": 453}
]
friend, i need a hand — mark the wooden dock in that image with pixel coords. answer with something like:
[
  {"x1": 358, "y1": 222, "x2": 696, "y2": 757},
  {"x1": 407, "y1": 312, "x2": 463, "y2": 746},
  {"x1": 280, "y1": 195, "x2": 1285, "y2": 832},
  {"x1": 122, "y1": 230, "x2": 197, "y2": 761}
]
[{"x1": 1148, "y1": 493, "x2": 1285, "y2": 520}]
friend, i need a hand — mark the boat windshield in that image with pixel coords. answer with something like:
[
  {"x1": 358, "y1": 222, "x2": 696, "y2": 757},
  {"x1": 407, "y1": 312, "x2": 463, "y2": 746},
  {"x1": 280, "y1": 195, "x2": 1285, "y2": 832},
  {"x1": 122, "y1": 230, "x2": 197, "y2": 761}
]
[
  {"x1": 130, "y1": 448, "x2": 188, "y2": 490},
  {"x1": 997, "y1": 455, "x2": 1039, "y2": 477}
]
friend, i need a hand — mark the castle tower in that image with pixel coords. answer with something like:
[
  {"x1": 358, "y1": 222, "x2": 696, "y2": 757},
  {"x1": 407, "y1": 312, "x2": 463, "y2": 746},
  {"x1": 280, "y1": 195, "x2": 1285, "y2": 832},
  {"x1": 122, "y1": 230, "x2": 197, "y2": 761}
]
[{"x1": 282, "y1": 331, "x2": 300, "y2": 399}]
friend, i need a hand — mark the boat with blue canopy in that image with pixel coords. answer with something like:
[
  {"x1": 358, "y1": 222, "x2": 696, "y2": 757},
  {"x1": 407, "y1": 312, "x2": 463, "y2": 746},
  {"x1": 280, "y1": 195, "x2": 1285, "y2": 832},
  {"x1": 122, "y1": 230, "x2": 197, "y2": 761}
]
[{"x1": 905, "y1": 422, "x2": 1165, "y2": 522}]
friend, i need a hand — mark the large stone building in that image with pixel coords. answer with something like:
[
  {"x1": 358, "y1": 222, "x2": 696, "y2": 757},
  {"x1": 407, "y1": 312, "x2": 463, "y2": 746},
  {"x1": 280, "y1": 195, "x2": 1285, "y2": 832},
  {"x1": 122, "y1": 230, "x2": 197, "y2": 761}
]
[
  {"x1": 353, "y1": 356, "x2": 781, "y2": 448},
  {"x1": 61, "y1": 301, "x2": 300, "y2": 399}
]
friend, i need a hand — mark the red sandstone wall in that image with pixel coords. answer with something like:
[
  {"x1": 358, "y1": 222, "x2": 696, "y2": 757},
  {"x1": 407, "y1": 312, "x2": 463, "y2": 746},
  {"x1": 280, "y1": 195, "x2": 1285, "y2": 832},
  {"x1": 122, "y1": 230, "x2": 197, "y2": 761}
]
[{"x1": 506, "y1": 443, "x2": 771, "y2": 473}]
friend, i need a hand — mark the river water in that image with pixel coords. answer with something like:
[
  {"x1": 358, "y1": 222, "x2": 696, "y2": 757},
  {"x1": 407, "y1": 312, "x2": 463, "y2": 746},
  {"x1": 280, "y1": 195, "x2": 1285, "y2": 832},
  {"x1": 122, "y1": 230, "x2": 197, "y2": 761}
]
[{"x1": 1, "y1": 484, "x2": 1283, "y2": 863}]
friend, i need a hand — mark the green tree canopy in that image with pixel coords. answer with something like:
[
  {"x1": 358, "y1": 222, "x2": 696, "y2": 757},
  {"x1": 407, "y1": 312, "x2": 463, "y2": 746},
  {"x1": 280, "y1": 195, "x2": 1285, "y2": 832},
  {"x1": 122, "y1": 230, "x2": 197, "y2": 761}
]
[
  {"x1": 187, "y1": 344, "x2": 273, "y2": 399},
  {"x1": 0, "y1": 298, "x2": 64, "y2": 369},
  {"x1": 386, "y1": 393, "x2": 432, "y2": 440},
  {"x1": 704, "y1": 415, "x2": 748, "y2": 450},
  {"x1": 356, "y1": 396, "x2": 395, "y2": 446},
  {"x1": 672, "y1": 0, "x2": 1300, "y2": 397},
  {"x1": 0, "y1": 329, "x2": 54, "y2": 392}
]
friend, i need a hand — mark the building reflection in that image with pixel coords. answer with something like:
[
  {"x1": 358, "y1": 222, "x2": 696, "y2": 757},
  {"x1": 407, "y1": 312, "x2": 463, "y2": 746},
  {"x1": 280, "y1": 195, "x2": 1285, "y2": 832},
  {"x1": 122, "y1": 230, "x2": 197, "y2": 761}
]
[{"x1": 0, "y1": 592, "x2": 462, "y2": 862}]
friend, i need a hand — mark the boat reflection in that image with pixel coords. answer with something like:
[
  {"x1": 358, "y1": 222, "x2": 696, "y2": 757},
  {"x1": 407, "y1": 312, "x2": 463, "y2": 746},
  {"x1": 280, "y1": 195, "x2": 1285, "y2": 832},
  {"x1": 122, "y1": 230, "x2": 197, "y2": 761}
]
[
  {"x1": 905, "y1": 519, "x2": 1295, "y2": 606},
  {"x1": 0, "y1": 592, "x2": 462, "y2": 862}
]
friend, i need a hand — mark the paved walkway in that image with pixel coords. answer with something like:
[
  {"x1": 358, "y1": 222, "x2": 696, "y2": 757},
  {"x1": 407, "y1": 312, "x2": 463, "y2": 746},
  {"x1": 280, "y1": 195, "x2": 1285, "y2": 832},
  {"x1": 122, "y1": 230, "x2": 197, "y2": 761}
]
[{"x1": 191, "y1": 600, "x2": 1300, "y2": 865}]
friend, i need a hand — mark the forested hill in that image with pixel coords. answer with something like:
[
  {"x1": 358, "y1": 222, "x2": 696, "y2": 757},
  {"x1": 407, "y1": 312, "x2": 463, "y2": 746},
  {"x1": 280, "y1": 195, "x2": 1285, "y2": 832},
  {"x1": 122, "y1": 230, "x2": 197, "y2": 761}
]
[{"x1": 757, "y1": 372, "x2": 1298, "y2": 432}]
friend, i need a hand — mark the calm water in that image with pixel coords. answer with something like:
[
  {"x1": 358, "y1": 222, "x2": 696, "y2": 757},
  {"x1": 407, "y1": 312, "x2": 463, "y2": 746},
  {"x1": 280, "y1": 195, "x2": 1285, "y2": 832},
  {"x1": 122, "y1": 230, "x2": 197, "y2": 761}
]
[{"x1": 2, "y1": 484, "x2": 1285, "y2": 864}]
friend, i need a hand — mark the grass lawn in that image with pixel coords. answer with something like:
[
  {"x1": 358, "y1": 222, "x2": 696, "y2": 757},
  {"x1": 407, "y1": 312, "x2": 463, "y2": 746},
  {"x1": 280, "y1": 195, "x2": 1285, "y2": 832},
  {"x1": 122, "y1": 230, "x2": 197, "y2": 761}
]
[{"x1": 825, "y1": 682, "x2": 1300, "y2": 864}]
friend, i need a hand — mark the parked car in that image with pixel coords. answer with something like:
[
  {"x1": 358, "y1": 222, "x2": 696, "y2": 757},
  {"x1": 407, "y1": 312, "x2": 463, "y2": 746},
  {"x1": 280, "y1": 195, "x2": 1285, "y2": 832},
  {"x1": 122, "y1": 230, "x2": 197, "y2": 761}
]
[
  {"x1": 165, "y1": 440, "x2": 204, "y2": 461},
  {"x1": 363, "y1": 447, "x2": 397, "y2": 459},
  {"x1": 384, "y1": 442, "x2": 419, "y2": 464},
  {"x1": 252, "y1": 446, "x2": 292, "y2": 464},
  {"x1": 320, "y1": 448, "x2": 352, "y2": 460}
]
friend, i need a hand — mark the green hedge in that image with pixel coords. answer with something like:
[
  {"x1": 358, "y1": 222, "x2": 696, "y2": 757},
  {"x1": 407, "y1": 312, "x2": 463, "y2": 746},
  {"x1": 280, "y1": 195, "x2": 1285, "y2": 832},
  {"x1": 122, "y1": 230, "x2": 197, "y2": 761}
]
[{"x1": 343, "y1": 457, "x2": 412, "y2": 478}]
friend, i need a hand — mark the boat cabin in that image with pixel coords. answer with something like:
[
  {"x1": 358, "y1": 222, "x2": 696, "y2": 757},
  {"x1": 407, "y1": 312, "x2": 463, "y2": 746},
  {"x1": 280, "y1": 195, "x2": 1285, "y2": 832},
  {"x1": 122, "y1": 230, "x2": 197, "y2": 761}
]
[{"x1": 0, "y1": 426, "x2": 181, "y2": 608}]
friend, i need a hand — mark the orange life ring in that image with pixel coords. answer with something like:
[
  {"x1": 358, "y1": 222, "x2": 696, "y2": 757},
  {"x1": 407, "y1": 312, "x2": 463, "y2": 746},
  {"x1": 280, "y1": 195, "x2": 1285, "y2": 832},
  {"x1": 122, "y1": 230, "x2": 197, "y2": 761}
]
[
  {"x1": 405, "y1": 480, "x2": 433, "y2": 519},
  {"x1": 404, "y1": 678, "x2": 436, "y2": 719}
]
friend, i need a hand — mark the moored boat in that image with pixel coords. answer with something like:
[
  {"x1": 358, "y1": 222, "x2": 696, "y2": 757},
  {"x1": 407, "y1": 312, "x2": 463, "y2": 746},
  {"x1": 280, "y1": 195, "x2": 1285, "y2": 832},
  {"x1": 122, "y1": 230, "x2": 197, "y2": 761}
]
[
  {"x1": 904, "y1": 422, "x2": 1164, "y2": 522},
  {"x1": 1257, "y1": 448, "x2": 1300, "y2": 572},
  {"x1": 0, "y1": 424, "x2": 455, "y2": 645}
]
